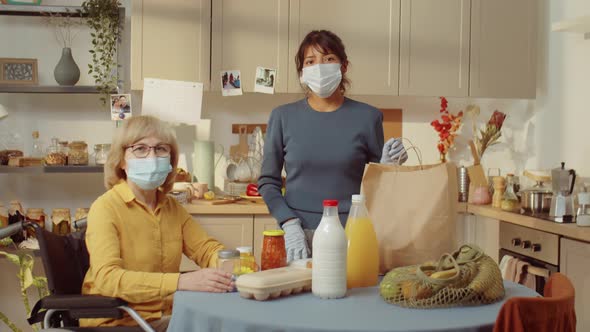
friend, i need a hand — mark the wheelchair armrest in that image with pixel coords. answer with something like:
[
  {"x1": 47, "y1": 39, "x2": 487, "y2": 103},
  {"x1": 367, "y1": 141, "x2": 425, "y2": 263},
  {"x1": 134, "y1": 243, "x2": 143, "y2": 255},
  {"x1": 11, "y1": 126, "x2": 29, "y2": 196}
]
[{"x1": 40, "y1": 294, "x2": 127, "y2": 310}]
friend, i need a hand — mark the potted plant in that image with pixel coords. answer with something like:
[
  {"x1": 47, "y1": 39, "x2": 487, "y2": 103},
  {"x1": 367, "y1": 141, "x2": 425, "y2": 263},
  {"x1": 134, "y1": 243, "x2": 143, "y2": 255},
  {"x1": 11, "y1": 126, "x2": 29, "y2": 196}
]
[
  {"x1": 78, "y1": 0, "x2": 122, "y2": 107},
  {"x1": 0, "y1": 238, "x2": 49, "y2": 332},
  {"x1": 430, "y1": 97, "x2": 464, "y2": 162}
]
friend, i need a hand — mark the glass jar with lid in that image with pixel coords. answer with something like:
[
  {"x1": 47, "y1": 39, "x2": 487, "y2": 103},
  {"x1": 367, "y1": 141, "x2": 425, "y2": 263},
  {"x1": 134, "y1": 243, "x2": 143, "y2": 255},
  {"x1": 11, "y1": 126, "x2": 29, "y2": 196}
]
[
  {"x1": 45, "y1": 137, "x2": 67, "y2": 166},
  {"x1": 261, "y1": 230, "x2": 287, "y2": 271},
  {"x1": 25, "y1": 208, "x2": 45, "y2": 238},
  {"x1": 94, "y1": 144, "x2": 111, "y2": 165},
  {"x1": 217, "y1": 249, "x2": 241, "y2": 276},
  {"x1": 236, "y1": 246, "x2": 258, "y2": 275},
  {"x1": 51, "y1": 208, "x2": 71, "y2": 235},
  {"x1": 68, "y1": 141, "x2": 88, "y2": 165}
]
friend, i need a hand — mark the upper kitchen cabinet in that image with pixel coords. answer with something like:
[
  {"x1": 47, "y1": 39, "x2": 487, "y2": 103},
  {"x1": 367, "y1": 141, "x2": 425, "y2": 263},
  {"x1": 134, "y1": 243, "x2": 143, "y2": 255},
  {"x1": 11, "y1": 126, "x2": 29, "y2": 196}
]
[
  {"x1": 399, "y1": 0, "x2": 471, "y2": 97},
  {"x1": 288, "y1": 0, "x2": 400, "y2": 95},
  {"x1": 130, "y1": 0, "x2": 211, "y2": 90},
  {"x1": 211, "y1": 0, "x2": 289, "y2": 93},
  {"x1": 470, "y1": 0, "x2": 537, "y2": 99}
]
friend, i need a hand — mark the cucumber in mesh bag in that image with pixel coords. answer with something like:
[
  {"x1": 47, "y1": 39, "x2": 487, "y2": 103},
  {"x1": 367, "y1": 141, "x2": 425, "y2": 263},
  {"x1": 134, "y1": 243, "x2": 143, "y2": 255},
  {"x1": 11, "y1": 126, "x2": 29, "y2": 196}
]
[{"x1": 379, "y1": 244, "x2": 505, "y2": 308}]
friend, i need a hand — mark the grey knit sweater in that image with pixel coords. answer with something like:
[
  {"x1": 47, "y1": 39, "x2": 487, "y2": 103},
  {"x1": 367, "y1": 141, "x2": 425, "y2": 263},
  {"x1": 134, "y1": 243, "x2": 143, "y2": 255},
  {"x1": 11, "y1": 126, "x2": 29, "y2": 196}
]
[{"x1": 258, "y1": 97, "x2": 384, "y2": 229}]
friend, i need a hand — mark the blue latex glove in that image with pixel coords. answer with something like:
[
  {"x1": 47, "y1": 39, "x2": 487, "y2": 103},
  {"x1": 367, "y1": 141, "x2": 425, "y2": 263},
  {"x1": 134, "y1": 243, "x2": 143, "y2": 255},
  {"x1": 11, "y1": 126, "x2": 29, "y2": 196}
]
[
  {"x1": 282, "y1": 218, "x2": 310, "y2": 263},
  {"x1": 381, "y1": 138, "x2": 408, "y2": 165}
]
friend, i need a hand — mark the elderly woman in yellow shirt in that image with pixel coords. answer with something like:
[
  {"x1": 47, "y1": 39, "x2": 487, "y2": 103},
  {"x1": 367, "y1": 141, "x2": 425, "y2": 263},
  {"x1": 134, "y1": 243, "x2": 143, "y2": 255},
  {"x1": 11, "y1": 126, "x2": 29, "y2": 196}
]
[{"x1": 81, "y1": 115, "x2": 233, "y2": 330}]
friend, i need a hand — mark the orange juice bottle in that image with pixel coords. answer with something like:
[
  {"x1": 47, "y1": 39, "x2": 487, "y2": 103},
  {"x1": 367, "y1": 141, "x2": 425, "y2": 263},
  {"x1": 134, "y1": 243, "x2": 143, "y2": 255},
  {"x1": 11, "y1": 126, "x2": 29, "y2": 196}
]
[{"x1": 345, "y1": 194, "x2": 379, "y2": 288}]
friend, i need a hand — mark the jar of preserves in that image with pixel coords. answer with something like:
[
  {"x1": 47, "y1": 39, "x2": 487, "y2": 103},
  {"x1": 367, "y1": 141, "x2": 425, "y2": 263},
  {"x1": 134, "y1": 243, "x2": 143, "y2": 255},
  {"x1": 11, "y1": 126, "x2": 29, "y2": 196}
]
[
  {"x1": 217, "y1": 249, "x2": 241, "y2": 276},
  {"x1": 94, "y1": 144, "x2": 111, "y2": 165},
  {"x1": 236, "y1": 246, "x2": 258, "y2": 275},
  {"x1": 0, "y1": 203, "x2": 8, "y2": 228},
  {"x1": 261, "y1": 230, "x2": 287, "y2": 271},
  {"x1": 68, "y1": 141, "x2": 88, "y2": 166},
  {"x1": 51, "y1": 208, "x2": 71, "y2": 235},
  {"x1": 25, "y1": 208, "x2": 45, "y2": 238},
  {"x1": 45, "y1": 138, "x2": 67, "y2": 166}
]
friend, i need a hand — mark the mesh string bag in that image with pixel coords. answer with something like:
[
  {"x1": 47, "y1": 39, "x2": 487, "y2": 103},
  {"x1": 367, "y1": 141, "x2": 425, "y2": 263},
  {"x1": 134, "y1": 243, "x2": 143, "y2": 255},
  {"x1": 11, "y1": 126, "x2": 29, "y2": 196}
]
[{"x1": 380, "y1": 244, "x2": 505, "y2": 308}]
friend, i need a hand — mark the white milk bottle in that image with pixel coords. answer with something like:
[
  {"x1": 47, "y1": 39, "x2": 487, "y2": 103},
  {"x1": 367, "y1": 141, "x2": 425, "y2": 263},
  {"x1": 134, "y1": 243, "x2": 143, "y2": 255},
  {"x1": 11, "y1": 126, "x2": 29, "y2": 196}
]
[{"x1": 312, "y1": 199, "x2": 347, "y2": 299}]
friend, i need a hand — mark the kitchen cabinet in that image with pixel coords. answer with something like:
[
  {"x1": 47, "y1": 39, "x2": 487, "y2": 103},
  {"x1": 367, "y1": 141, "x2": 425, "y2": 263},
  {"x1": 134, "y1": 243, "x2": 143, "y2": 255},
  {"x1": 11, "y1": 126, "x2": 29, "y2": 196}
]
[
  {"x1": 469, "y1": 0, "x2": 537, "y2": 99},
  {"x1": 211, "y1": 0, "x2": 289, "y2": 93},
  {"x1": 181, "y1": 215, "x2": 254, "y2": 271},
  {"x1": 399, "y1": 0, "x2": 470, "y2": 97},
  {"x1": 130, "y1": 0, "x2": 211, "y2": 90},
  {"x1": 560, "y1": 238, "x2": 590, "y2": 332},
  {"x1": 253, "y1": 215, "x2": 280, "y2": 266},
  {"x1": 457, "y1": 214, "x2": 499, "y2": 262},
  {"x1": 287, "y1": 0, "x2": 400, "y2": 95}
]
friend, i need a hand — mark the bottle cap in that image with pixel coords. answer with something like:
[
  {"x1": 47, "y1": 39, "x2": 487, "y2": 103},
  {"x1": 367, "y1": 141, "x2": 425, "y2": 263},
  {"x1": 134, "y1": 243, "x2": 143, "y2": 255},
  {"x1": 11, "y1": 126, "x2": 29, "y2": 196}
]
[
  {"x1": 323, "y1": 200, "x2": 338, "y2": 207},
  {"x1": 218, "y1": 249, "x2": 240, "y2": 259},
  {"x1": 351, "y1": 194, "x2": 364, "y2": 203},
  {"x1": 263, "y1": 230, "x2": 285, "y2": 237},
  {"x1": 236, "y1": 246, "x2": 253, "y2": 254}
]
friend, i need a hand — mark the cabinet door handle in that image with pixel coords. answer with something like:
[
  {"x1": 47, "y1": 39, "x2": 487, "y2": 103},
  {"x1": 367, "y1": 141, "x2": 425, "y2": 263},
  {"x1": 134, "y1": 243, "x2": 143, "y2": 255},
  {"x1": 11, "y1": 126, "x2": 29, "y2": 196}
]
[
  {"x1": 511, "y1": 238, "x2": 521, "y2": 247},
  {"x1": 531, "y1": 243, "x2": 541, "y2": 252},
  {"x1": 521, "y1": 240, "x2": 531, "y2": 249}
]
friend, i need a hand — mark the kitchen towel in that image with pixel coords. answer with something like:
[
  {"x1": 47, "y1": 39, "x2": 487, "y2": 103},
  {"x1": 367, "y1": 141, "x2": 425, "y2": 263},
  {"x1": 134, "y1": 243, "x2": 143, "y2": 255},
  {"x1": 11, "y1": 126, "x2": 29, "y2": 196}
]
[
  {"x1": 504, "y1": 256, "x2": 519, "y2": 282},
  {"x1": 361, "y1": 161, "x2": 457, "y2": 273},
  {"x1": 499, "y1": 255, "x2": 514, "y2": 279}
]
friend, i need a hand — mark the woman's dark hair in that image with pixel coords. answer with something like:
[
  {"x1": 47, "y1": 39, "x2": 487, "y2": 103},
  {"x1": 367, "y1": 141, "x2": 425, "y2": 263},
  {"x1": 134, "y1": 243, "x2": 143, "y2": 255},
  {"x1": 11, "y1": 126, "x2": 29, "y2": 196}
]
[{"x1": 295, "y1": 30, "x2": 350, "y2": 93}]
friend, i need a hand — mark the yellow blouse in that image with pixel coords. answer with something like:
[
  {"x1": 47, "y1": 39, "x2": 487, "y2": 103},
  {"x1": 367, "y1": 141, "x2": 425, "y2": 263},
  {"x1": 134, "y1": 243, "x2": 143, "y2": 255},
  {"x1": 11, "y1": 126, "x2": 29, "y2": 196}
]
[{"x1": 81, "y1": 181, "x2": 223, "y2": 327}]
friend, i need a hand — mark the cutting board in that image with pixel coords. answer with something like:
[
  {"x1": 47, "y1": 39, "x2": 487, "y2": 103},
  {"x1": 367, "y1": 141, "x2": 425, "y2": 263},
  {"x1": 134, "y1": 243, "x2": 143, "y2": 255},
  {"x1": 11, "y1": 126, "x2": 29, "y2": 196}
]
[
  {"x1": 230, "y1": 125, "x2": 250, "y2": 160},
  {"x1": 192, "y1": 197, "x2": 241, "y2": 205},
  {"x1": 379, "y1": 109, "x2": 403, "y2": 139}
]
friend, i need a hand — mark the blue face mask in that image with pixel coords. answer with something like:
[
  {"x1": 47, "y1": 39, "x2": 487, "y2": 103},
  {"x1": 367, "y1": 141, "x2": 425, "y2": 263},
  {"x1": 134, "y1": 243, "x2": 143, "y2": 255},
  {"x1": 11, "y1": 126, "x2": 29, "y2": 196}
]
[{"x1": 126, "y1": 157, "x2": 172, "y2": 190}]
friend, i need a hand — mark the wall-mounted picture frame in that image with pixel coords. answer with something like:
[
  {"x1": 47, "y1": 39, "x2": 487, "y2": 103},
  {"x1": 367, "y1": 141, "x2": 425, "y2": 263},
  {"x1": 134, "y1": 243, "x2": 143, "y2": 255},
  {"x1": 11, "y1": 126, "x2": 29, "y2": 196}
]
[{"x1": 0, "y1": 58, "x2": 39, "y2": 85}]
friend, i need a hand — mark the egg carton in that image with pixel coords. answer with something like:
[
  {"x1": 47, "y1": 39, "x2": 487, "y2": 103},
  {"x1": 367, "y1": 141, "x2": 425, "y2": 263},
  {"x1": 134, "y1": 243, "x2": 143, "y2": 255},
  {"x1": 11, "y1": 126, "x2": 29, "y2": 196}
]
[{"x1": 236, "y1": 266, "x2": 312, "y2": 301}]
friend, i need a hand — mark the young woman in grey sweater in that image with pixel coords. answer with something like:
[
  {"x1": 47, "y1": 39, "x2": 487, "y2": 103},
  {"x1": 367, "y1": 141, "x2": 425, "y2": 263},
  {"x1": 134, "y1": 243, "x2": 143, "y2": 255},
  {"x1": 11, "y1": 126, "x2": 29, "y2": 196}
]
[{"x1": 258, "y1": 30, "x2": 408, "y2": 262}]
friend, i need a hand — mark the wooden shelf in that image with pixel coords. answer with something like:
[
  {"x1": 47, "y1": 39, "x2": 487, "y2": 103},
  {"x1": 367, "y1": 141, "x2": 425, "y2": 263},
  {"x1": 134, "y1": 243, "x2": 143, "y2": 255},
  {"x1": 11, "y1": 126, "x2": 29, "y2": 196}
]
[
  {"x1": 552, "y1": 16, "x2": 590, "y2": 39},
  {"x1": 0, "y1": 85, "x2": 105, "y2": 94},
  {"x1": 0, "y1": 4, "x2": 85, "y2": 17},
  {"x1": 0, "y1": 165, "x2": 103, "y2": 174}
]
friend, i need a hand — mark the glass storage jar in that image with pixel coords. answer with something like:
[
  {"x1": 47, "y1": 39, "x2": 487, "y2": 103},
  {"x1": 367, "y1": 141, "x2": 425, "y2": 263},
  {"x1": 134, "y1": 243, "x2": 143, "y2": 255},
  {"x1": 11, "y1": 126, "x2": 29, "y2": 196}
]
[
  {"x1": 261, "y1": 230, "x2": 287, "y2": 271},
  {"x1": 51, "y1": 208, "x2": 71, "y2": 235},
  {"x1": 45, "y1": 138, "x2": 67, "y2": 166},
  {"x1": 94, "y1": 144, "x2": 111, "y2": 165},
  {"x1": 217, "y1": 249, "x2": 241, "y2": 276},
  {"x1": 68, "y1": 141, "x2": 88, "y2": 165},
  {"x1": 25, "y1": 208, "x2": 45, "y2": 238},
  {"x1": 236, "y1": 246, "x2": 258, "y2": 275}
]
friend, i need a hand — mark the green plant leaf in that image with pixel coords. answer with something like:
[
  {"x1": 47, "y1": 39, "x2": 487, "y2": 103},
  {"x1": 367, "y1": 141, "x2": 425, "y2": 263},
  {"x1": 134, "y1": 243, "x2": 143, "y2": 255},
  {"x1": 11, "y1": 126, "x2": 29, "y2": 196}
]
[{"x1": 0, "y1": 251, "x2": 21, "y2": 266}]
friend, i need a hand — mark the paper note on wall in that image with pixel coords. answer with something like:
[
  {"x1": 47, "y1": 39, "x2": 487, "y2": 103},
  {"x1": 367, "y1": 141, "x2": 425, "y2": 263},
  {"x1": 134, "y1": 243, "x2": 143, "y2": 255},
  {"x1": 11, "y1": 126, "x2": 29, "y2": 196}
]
[{"x1": 142, "y1": 78, "x2": 203, "y2": 125}]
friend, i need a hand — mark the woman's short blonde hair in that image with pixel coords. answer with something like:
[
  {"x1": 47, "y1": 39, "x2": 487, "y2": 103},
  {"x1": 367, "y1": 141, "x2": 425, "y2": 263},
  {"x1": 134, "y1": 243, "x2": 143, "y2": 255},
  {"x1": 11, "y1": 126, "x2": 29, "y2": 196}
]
[{"x1": 104, "y1": 115, "x2": 179, "y2": 193}]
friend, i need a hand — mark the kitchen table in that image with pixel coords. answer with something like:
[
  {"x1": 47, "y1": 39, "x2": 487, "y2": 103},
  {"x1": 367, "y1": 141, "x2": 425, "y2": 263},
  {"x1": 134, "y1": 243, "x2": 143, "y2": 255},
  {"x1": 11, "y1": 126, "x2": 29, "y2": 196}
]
[{"x1": 168, "y1": 281, "x2": 538, "y2": 332}]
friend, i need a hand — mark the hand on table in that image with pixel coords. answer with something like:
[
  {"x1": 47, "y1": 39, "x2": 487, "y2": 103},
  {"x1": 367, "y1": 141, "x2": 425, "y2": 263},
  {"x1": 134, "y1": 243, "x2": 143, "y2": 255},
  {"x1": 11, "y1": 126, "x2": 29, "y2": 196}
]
[{"x1": 177, "y1": 268, "x2": 234, "y2": 293}]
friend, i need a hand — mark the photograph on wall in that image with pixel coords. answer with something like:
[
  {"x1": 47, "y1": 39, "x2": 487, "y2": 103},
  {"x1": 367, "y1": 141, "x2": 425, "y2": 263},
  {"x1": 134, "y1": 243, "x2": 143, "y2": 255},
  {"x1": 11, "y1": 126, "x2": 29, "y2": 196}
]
[
  {"x1": 0, "y1": 58, "x2": 38, "y2": 85},
  {"x1": 221, "y1": 70, "x2": 243, "y2": 96},
  {"x1": 110, "y1": 94, "x2": 132, "y2": 120},
  {"x1": 254, "y1": 66, "x2": 276, "y2": 94}
]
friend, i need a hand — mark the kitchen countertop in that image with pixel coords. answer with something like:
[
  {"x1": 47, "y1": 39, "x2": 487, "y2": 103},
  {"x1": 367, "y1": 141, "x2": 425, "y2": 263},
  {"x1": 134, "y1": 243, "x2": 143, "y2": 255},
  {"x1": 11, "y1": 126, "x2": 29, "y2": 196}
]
[
  {"x1": 463, "y1": 203, "x2": 590, "y2": 243},
  {"x1": 183, "y1": 199, "x2": 590, "y2": 243}
]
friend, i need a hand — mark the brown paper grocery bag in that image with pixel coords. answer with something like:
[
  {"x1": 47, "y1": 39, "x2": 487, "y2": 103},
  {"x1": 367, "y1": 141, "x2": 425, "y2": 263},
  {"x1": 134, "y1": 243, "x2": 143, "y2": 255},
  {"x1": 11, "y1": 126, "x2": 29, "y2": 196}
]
[{"x1": 361, "y1": 162, "x2": 458, "y2": 273}]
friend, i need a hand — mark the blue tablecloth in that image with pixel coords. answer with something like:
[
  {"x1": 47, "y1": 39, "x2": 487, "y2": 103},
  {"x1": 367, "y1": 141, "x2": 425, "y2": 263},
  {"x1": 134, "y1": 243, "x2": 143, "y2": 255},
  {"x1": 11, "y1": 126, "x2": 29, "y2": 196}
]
[{"x1": 168, "y1": 281, "x2": 539, "y2": 332}]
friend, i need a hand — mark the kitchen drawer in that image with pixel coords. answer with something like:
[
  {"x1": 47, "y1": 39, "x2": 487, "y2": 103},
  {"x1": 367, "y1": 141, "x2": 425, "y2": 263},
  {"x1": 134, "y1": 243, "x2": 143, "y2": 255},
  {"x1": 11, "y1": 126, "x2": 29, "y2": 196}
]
[{"x1": 500, "y1": 222, "x2": 559, "y2": 265}]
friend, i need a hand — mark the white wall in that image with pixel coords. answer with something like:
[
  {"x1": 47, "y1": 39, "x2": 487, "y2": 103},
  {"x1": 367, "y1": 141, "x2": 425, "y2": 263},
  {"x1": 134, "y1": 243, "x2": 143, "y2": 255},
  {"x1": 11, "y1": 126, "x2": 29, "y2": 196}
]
[{"x1": 534, "y1": 0, "x2": 590, "y2": 181}]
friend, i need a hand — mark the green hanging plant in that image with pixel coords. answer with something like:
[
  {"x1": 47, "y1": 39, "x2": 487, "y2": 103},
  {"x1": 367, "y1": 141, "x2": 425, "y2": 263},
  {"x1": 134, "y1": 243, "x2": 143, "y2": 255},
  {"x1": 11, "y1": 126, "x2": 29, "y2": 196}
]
[{"x1": 79, "y1": 0, "x2": 122, "y2": 107}]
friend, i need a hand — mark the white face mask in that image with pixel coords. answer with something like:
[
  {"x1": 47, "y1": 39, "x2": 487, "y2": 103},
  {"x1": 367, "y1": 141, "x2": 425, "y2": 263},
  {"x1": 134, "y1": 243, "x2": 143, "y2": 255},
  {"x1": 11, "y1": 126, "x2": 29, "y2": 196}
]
[{"x1": 300, "y1": 63, "x2": 342, "y2": 98}]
